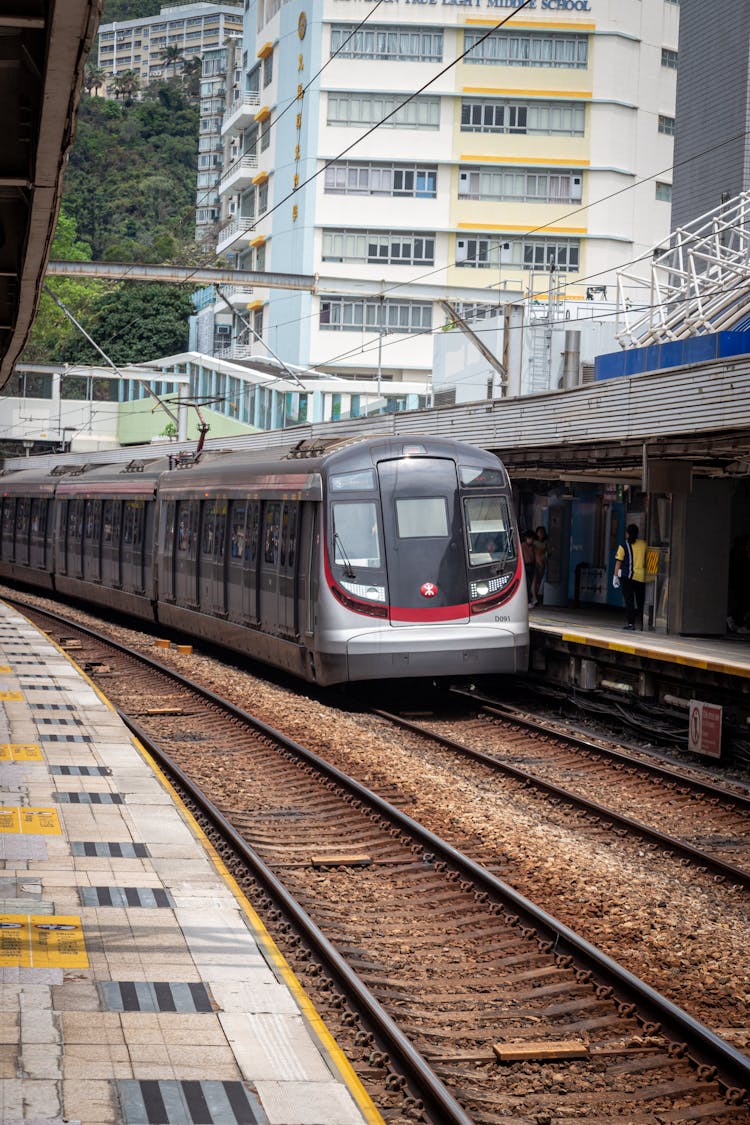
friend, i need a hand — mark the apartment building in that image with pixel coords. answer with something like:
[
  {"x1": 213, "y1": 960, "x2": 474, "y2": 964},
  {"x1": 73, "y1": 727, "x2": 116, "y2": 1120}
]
[
  {"x1": 214, "y1": 0, "x2": 679, "y2": 385},
  {"x1": 97, "y1": 2, "x2": 243, "y2": 92}
]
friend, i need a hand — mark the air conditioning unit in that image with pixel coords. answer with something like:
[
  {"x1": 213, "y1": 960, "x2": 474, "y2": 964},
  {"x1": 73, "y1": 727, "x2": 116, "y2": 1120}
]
[{"x1": 456, "y1": 239, "x2": 468, "y2": 262}]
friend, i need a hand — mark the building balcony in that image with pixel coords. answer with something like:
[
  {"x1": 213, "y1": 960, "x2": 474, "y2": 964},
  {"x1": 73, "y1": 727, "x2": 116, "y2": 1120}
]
[
  {"x1": 221, "y1": 91, "x2": 261, "y2": 136},
  {"x1": 216, "y1": 217, "x2": 256, "y2": 255},
  {"x1": 217, "y1": 284, "x2": 256, "y2": 306},
  {"x1": 219, "y1": 154, "x2": 258, "y2": 195},
  {"x1": 215, "y1": 343, "x2": 264, "y2": 362}
]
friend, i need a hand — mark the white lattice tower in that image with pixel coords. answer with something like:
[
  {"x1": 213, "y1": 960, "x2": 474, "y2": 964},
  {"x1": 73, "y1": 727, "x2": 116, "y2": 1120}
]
[{"x1": 616, "y1": 191, "x2": 750, "y2": 348}]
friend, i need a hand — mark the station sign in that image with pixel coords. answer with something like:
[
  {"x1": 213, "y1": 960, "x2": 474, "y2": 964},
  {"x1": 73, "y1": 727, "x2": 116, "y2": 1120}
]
[
  {"x1": 340, "y1": 0, "x2": 593, "y2": 9},
  {"x1": 688, "y1": 699, "x2": 722, "y2": 759}
]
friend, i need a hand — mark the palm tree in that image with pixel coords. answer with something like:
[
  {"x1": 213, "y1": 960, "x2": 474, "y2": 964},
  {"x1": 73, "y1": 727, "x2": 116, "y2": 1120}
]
[
  {"x1": 159, "y1": 43, "x2": 184, "y2": 79},
  {"x1": 181, "y1": 55, "x2": 202, "y2": 100},
  {"x1": 112, "y1": 68, "x2": 141, "y2": 105},
  {"x1": 83, "y1": 62, "x2": 106, "y2": 95}
]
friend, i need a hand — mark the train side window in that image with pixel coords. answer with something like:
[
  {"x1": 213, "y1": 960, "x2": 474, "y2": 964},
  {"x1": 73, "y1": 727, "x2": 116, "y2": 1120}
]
[
  {"x1": 123, "y1": 501, "x2": 143, "y2": 546},
  {"x1": 17, "y1": 497, "x2": 30, "y2": 537},
  {"x1": 2, "y1": 498, "x2": 16, "y2": 551},
  {"x1": 230, "y1": 501, "x2": 246, "y2": 560},
  {"x1": 162, "y1": 500, "x2": 175, "y2": 552},
  {"x1": 85, "y1": 500, "x2": 102, "y2": 540},
  {"x1": 103, "y1": 500, "x2": 114, "y2": 543},
  {"x1": 246, "y1": 502, "x2": 259, "y2": 562},
  {"x1": 263, "y1": 502, "x2": 281, "y2": 564},
  {"x1": 395, "y1": 497, "x2": 448, "y2": 539},
  {"x1": 287, "y1": 505, "x2": 298, "y2": 568},
  {"x1": 30, "y1": 499, "x2": 46, "y2": 540},
  {"x1": 214, "y1": 501, "x2": 227, "y2": 559},
  {"x1": 69, "y1": 500, "x2": 83, "y2": 540},
  {"x1": 201, "y1": 502, "x2": 216, "y2": 556}
]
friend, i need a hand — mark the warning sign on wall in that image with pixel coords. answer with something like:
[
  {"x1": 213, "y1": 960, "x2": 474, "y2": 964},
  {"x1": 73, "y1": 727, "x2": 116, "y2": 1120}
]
[{"x1": 688, "y1": 700, "x2": 723, "y2": 759}]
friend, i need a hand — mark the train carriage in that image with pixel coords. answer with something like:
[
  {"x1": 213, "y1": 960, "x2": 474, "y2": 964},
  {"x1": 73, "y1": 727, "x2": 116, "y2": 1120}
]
[{"x1": 0, "y1": 436, "x2": 529, "y2": 685}]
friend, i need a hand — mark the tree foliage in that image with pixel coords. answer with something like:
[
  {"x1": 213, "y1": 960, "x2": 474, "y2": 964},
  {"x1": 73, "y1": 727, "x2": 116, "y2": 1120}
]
[
  {"x1": 102, "y1": 0, "x2": 163, "y2": 20},
  {"x1": 60, "y1": 283, "x2": 194, "y2": 366}
]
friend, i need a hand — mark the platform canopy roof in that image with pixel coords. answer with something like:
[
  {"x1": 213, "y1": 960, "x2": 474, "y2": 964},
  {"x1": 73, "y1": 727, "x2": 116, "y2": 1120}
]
[{"x1": 0, "y1": 1, "x2": 102, "y2": 391}]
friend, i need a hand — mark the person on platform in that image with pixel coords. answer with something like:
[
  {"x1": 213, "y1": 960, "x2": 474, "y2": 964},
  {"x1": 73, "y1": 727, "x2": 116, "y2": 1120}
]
[
  {"x1": 521, "y1": 529, "x2": 536, "y2": 606},
  {"x1": 613, "y1": 523, "x2": 647, "y2": 631},
  {"x1": 529, "y1": 525, "x2": 548, "y2": 608}
]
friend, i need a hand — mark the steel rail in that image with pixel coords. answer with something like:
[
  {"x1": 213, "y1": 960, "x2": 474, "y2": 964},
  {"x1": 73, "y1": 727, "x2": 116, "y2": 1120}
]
[
  {"x1": 9, "y1": 597, "x2": 750, "y2": 1101},
  {"x1": 373, "y1": 706, "x2": 750, "y2": 890}
]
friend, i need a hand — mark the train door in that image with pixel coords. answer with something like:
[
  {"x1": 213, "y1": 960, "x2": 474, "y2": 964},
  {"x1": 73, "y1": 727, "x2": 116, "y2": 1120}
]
[
  {"x1": 122, "y1": 500, "x2": 145, "y2": 593},
  {"x1": 159, "y1": 500, "x2": 176, "y2": 601},
  {"x1": 377, "y1": 458, "x2": 469, "y2": 624},
  {"x1": 142, "y1": 499, "x2": 156, "y2": 601},
  {"x1": 227, "y1": 500, "x2": 247, "y2": 622},
  {"x1": 15, "y1": 497, "x2": 30, "y2": 566},
  {"x1": 278, "y1": 502, "x2": 298, "y2": 638},
  {"x1": 198, "y1": 500, "x2": 227, "y2": 616},
  {"x1": 102, "y1": 500, "x2": 120, "y2": 588},
  {"x1": 297, "y1": 502, "x2": 317, "y2": 639},
  {"x1": 68, "y1": 499, "x2": 84, "y2": 578},
  {"x1": 55, "y1": 501, "x2": 68, "y2": 575},
  {"x1": 1, "y1": 498, "x2": 15, "y2": 561},
  {"x1": 83, "y1": 499, "x2": 102, "y2": 583},
  {"x1": 174, "y1": 499, "x2": 199, "y2": 607},
  {"x1": 242, "y1": 501, "x2": 260, "y2": 624},
  {"x1": 29, "y1": 499, "x2": 47, "y2": 570}
]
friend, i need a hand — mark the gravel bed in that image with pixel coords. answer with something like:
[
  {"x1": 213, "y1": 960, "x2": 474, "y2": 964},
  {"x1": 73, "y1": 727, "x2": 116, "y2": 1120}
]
[{"x1": 6, "y1": 589, "x2": 750, "y2": 1054}]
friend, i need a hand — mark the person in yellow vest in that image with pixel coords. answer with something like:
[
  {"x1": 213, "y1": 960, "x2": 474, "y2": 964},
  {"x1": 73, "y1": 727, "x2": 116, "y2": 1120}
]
[{"x1": 613, "y1": 523, "x2": 647, "y2": 631}]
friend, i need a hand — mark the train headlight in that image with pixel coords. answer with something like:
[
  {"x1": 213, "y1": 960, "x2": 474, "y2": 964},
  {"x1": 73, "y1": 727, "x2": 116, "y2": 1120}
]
[
  {"x1": 474, "y1": 581, "x2": 490, "y2": 598},
  {"x1": 341, "y1": 579, "x2": 386, "y2": 602}
]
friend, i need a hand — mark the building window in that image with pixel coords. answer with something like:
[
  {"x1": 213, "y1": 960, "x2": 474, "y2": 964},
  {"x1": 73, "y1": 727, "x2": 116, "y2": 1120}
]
[
  {"x1": 263, "y1": 52, "x2": 272, "y2": 85},
  {"x1": 458, "y1": 166, "x2": 582, "y2": 204},
  {"x1": 655, "y1": 181, "x2": 672, "y2": 201},
  {"x1": 658, "y1": 114, "x2": 676, "y2": 135},
  {"x1": 327, "y1": 92, "x2": 439, "y2": 129},
  {"x1": 320, "y1": 297, "x2": 433, "y2": 332},
  {"x1": 330, "y1": 25, "x2": 443, "y2": 62},
  {"x1": 322, "y1": 230, "x2": 436, "y2": 266},
  {"x1": 324, "y1": 162, "x2": 437, "y2": 198},
  {"x1": 464, "y1": 30, "x2": 588, "y2": 69},
  {"x1": 456, "y1": 234, "x2": 580, "y2": 273},
  {"x1": 460, "y1": 98, "x2": 585, "y2": 137},
  {"x1": 661, "y1": 47, "x2": 678, "y2": 68}
]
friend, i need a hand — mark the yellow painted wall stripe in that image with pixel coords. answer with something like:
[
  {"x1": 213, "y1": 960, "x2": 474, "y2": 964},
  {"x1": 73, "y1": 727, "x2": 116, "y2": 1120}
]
[
  {"x1": 457, "y1": 222, "x2": 587, "y2": 233},
  {"x1": 459, "y1": 154, "x2": 590, "y2": 166},
  {"x1": 462, "y1": 87, "x2": 592, "y2": 98},
  {"x1": 464, "y1": 18, "x2": 596, "y2": 29}
]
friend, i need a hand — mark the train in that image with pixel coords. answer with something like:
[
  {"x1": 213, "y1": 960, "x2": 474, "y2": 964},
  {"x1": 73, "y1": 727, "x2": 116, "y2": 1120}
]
[{"x1": 0, "y1": 435, "x2": 529, "y2": 685}]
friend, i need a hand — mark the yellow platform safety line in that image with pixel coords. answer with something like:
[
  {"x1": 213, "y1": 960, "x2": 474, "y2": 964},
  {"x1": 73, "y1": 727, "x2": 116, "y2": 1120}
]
[
  {"x1": 0, "y1": 914, "x2": 88, "y2": 969},
  {"x1": 0, "y1": 603, "x2": 385, "y2": 1121},
  {"x1": 0, "y1": 807, "x2": 61, "y2": 835},
  {"x1": 129, "y1": 733, "x2": 387, "y2": 1125},
  {"x1": 0, "y1": 743, "x2": 43, "y2": 761},
  {"x1": 560, "y1": 631, "x2": 750, "y2": 678}
]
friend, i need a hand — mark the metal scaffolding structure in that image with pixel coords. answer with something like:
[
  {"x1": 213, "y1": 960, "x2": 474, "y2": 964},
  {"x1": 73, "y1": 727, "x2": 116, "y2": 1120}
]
[{"x1": 616, "y1": 190, "x2": 750, "y2": 348}]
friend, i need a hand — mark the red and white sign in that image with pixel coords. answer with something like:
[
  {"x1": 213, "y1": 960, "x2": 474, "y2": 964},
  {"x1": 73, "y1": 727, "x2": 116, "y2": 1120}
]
[
  {"x1": 420, "y1": 582, "x2": 438, "y2": 598},
  {"x1": 688, "y1": 700, "x2": 722, "y2": 759}
]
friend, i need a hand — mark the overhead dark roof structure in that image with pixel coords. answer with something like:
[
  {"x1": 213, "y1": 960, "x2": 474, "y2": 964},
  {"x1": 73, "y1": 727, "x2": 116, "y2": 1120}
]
[{"x1": 0, "y1": 1, "x2": 102, "y2": 389}]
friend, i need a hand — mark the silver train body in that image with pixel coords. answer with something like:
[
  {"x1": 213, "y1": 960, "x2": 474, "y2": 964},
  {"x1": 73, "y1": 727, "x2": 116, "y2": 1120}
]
[{"x1": 0, "y1": 436, "x2": 529, "y2": 685}]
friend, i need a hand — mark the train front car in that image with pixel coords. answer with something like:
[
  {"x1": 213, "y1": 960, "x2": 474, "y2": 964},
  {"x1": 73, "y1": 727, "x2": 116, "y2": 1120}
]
[{"x1": 317, "y1": 438, "x2": 529, "y2": 683}]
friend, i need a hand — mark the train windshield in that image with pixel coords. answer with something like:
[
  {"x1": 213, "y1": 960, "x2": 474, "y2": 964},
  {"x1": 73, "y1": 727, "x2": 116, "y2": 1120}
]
[
  {"x1": 465, "y1": 496, "x2": 514, "y2": 566},
  {"x1": 332, "y1": 502, "x2": 381, "y2": 568}
]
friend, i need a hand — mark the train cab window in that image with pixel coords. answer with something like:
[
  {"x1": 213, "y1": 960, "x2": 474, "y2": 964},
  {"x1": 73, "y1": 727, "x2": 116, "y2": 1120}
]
[
  {"x1": 464, "y1": 496, "x2": 513, "y2": 565},
  {"x1": 459, "y1": 465, "x2": 507, "y2": 488},
  {"x1": 330, "y1": 469, "x2": 375, "y2": 492},
  {"x1": 395, "y1": 497, "x2": 448, "y2": 539},
  {"x1": 332, "y1": 502, "x2": 381, "y2": 567}
]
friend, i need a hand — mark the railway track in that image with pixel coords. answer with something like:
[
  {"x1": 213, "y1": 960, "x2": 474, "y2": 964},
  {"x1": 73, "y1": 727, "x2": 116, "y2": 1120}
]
[
  {"x1": 372, "y1": 698, "x2": 750, "y2": 890},
  {"x1": 7, "y1": 598, "x2": 750, "y2": 1123}
]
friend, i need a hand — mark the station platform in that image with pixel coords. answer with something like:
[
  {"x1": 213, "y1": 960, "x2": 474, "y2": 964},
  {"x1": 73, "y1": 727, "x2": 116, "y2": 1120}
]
[
  {"x1": 0, "y1": 603, "x2": 380, "y2": 1125},
  {"x1": 529, "y1": 603, "x2": 750, "y2": 683}
]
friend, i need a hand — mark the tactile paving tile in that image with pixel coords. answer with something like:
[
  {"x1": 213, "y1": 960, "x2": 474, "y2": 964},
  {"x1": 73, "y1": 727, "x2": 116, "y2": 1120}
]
[
  {"x1": 50, "y1": 765, "x2": 111, "y2": 776},
  {"x1": 117, "y1": 1079, "x2": 266, "y2": 1124},
  {"x1": 56, "y1": 792, "x2": 122, "y2": 804},
  {"x1": 71, "y1": 842, "x2": 149, "y2": 858},
  {"x1": 100, "y1": 980, "x2": 215, "y2": 1013},
  {"x1": 80, "y1": 886, "x2": 175, "y2": 909}
]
